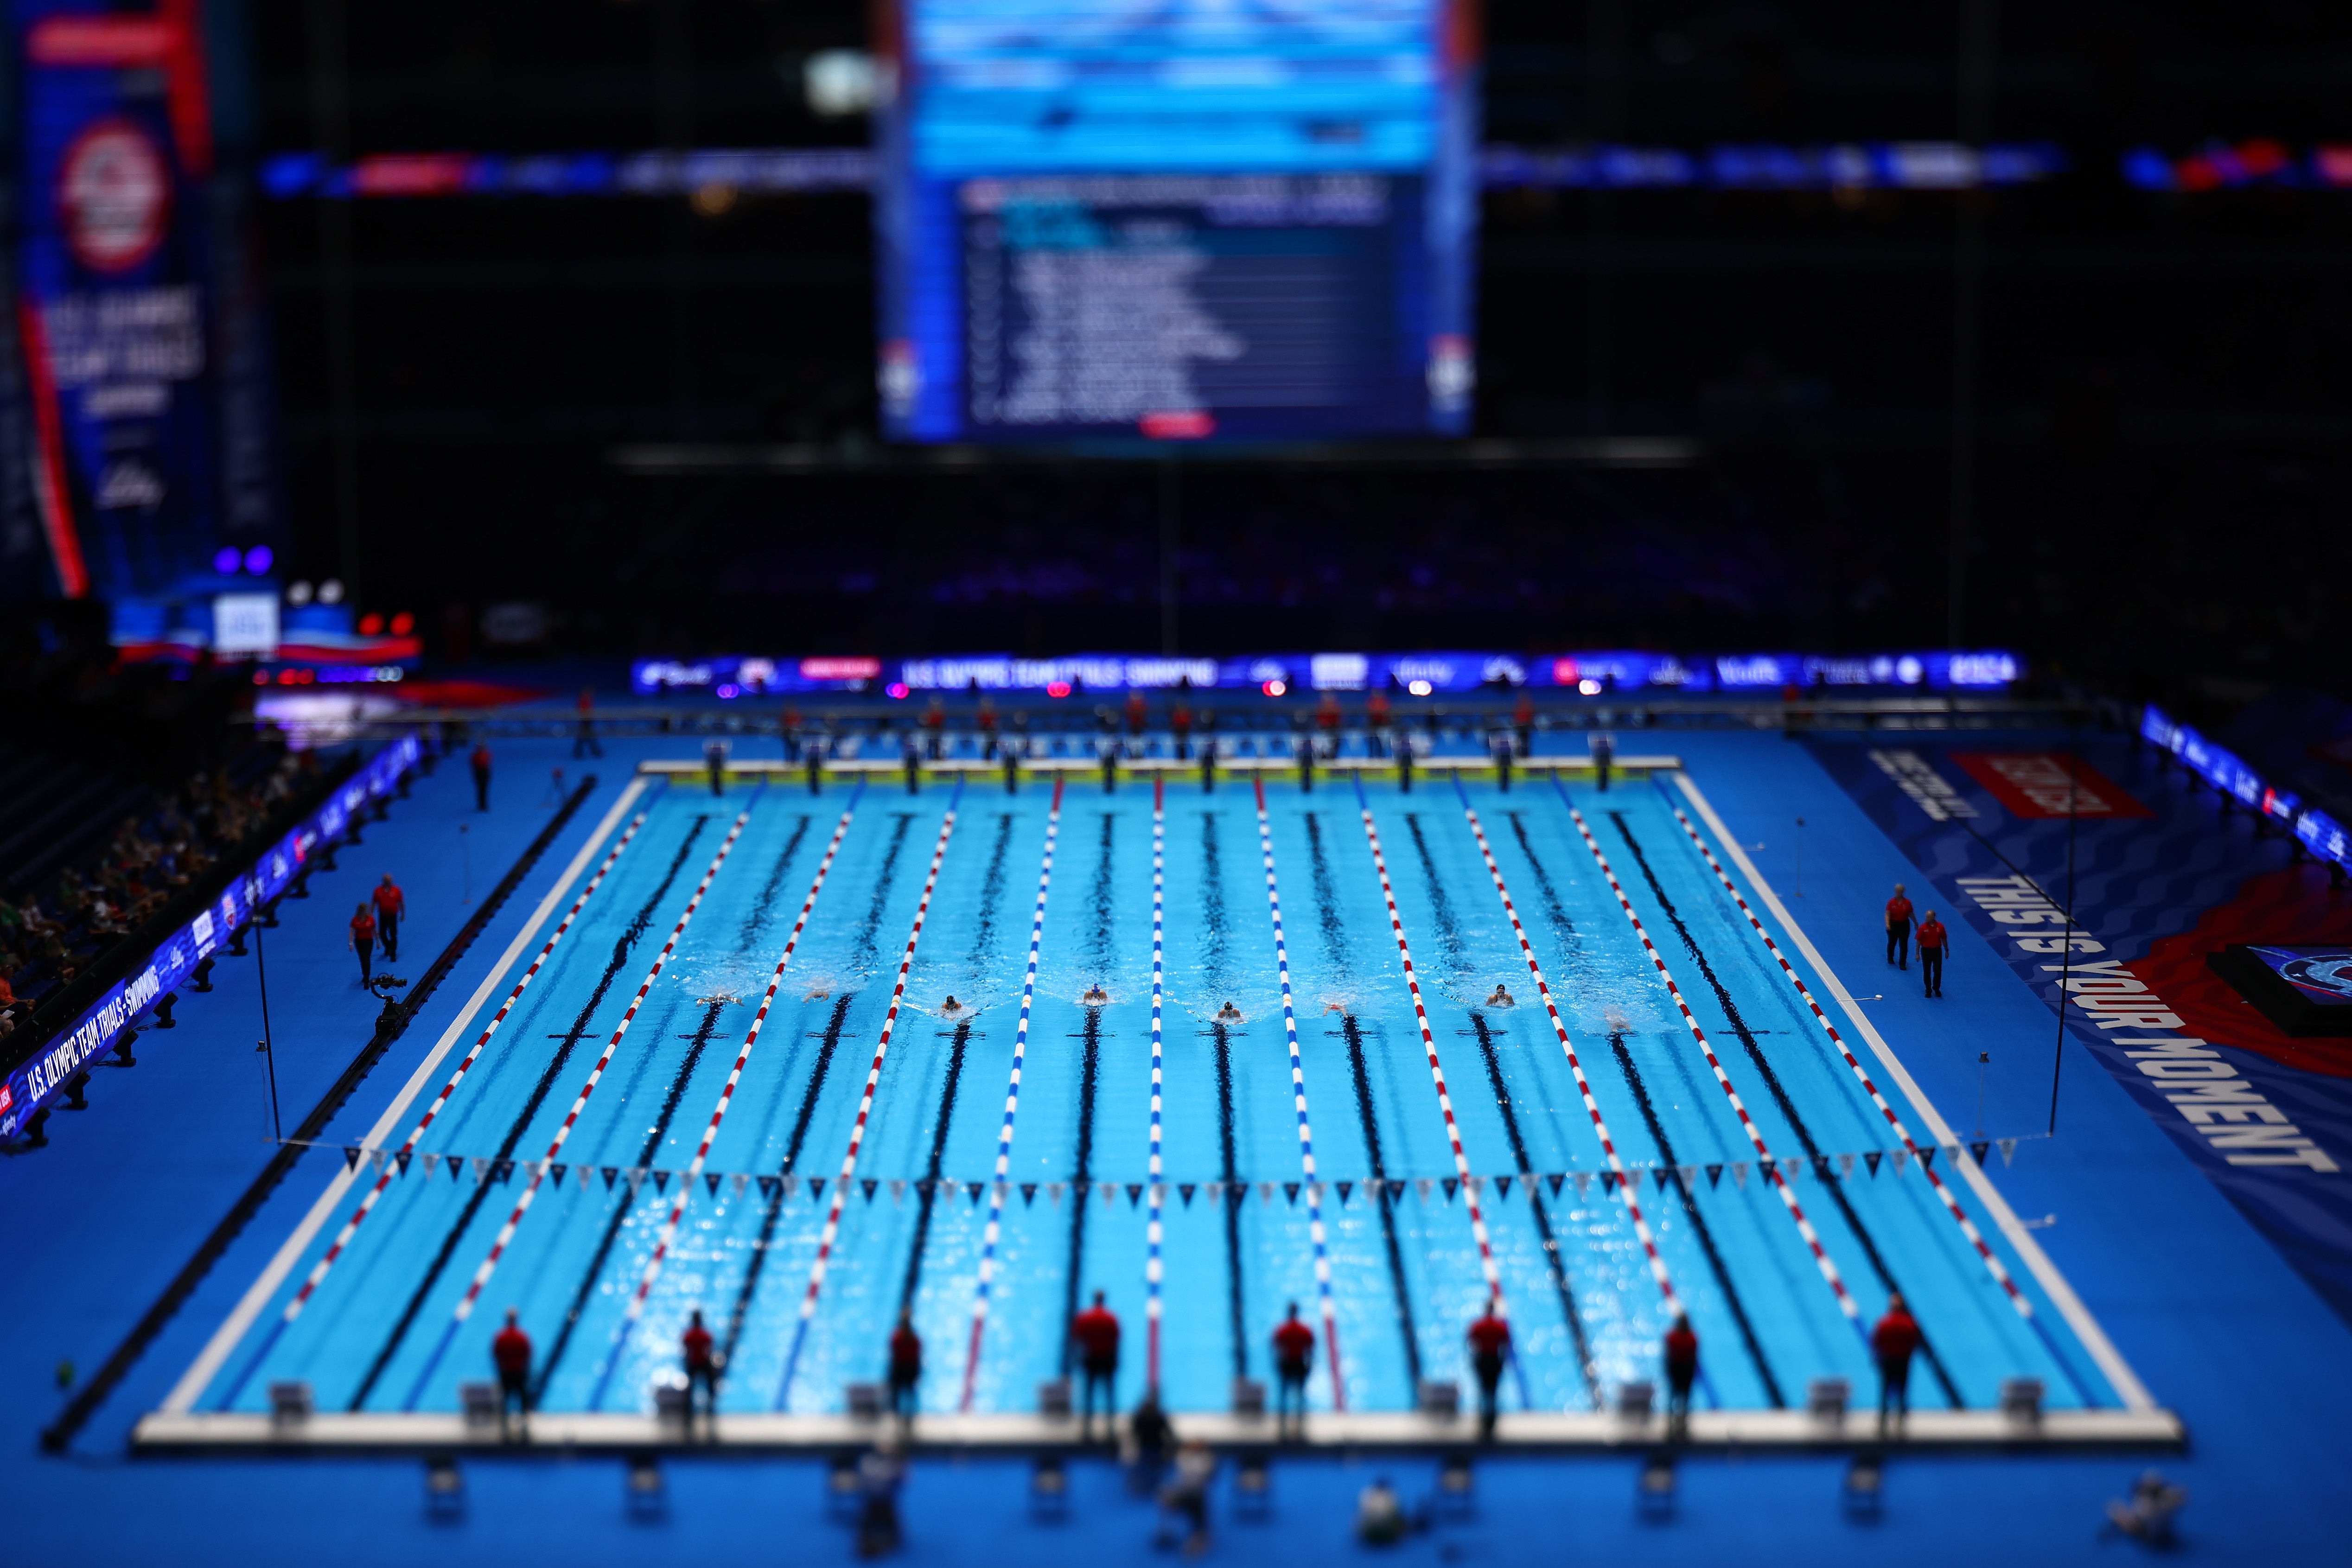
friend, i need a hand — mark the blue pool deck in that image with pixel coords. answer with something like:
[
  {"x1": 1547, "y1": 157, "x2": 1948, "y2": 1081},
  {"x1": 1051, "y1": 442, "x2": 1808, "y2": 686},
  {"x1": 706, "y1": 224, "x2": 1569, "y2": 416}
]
[{"x1": 6, "y1": 727, "x2": 2349, "y2": 1563}]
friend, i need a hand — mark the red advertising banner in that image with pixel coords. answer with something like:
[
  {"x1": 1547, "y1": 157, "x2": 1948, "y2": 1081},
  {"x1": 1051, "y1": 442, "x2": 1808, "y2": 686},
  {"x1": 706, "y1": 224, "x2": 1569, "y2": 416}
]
[{"x1": 1949, "y1": 752, "x2": 2153, "y2": 820}]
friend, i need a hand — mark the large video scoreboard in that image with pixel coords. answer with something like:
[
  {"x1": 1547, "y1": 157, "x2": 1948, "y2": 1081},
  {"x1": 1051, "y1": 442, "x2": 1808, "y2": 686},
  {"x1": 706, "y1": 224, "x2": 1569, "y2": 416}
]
[{"x1": 873, "y1": 0, "x2": 1481, "y2": 444}]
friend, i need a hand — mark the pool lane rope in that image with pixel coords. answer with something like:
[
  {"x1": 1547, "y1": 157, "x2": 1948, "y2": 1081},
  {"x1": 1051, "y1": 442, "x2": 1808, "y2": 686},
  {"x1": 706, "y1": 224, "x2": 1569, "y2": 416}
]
[
  {"x1": 956, "y1": 777, "x2": 1063, "y2": 1413},
  {"x1": 402, "y1": 790, "x2": 763, "y2": 1410},
  {"x1": 1253, "y1": 778, "x2": 1348, "y2": 1411},
  {"x1": 214, "y1": 802, "x2": 656, "y2": 1410},
  {"x1": 1549, "y1": 774, "x2": 1865, "y2": 1334},
  {"x1": 1350, "y1": 775, "x2": 1530, "y2": 1409},
  {"x1": 586, "y1": 783, "x2": 866, "y2": 1410},
  {"x1": 774, "y1": 778, "x2": 968, "y2": 1411},
  {"x1": 1146, "y1": 777, "x2": 1167, "y2": 1389},
  {"x1": 1446, "y1": 775, "x2": 1687, "y2": 1319}
]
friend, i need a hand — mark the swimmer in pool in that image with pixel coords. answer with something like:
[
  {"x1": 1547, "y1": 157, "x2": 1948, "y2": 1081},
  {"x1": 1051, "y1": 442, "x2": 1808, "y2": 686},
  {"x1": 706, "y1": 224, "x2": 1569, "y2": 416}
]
[
  {"x1": 1082, "y1": 983, "x2": 1109, "y2": 1006},
  {"x1": 804, "y1": 983, "x2": 832, "y2": 1001},
  {"x1": 1486, "y1": 984, "x2": 1515, "y2": 1008},
  {"x1": 940, "y1": 995, "x2": 969, "y2": 1019},
  {"x1": 1215, "y1": 1001, "x2": 1243, "y2": 1024}
]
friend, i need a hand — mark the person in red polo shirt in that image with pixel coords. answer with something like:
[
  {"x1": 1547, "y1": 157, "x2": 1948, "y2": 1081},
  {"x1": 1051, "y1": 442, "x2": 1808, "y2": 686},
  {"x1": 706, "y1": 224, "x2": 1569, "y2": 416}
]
[
  {"x1": 1271, "y1": 1301, "x2": 1316, "y2": 1441},
  {"x1": 1072, "y1": 1290, "x2": 1122, "y2": 1441},
  {"x1": 348, "y1": 903, "x2": 376, "y2": 985},
  {"x1": 1873, "y1": 1291, "x2": 1923, "y2": 1435},
  {"x1": 371, "y1": 874, "x2": 406, "y2": 962},
  {"x1": 887, "y1": 1308, "x2": 923, "y2": 1430},
  {"x1": 1885, "y1": 882, "x2": 1915, "y2": 969},
  {"x1": 492, "y1": 1307, "x2": 532, "y2": 1440},
  {"x1": 1916, "y1": 911, "x2": 1948, "y2": 999},
  {"x1": 470, "y1": 741, "x2": 493, "y2": 811},
  {"x1": 1664, "y1": 1313, "x2": 1699, "y2": 1440},
  {"x1": 1466, "y1": 1295, "x2": 1511, "y2": 1441},
  {"x1": 681, "y1": 1308, "x2": 717, "y2": 1434}
]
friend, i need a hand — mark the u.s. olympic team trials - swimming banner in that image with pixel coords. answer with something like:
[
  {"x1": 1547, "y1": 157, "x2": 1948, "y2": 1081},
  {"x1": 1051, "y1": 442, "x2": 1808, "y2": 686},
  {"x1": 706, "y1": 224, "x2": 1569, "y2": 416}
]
[
  {"x1": 6, "y1": 0, "x2": 224, "y2": 600},
  {"x1": 0, "y1": 735, "x2": 421, "y2": 1142}
]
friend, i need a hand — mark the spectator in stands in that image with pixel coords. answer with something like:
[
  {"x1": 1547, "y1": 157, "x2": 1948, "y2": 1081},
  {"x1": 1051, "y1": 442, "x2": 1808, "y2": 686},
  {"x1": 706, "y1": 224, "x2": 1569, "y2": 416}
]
[
  {"x1": 573, "y1": 686, "x2": 603, "y2": 758},
  {"x1": 2106, "y1": 1471, "x2": 2187, "y2": 1545},
  {"x1": 1127, "y1": 1385, "x2": 1174, "y2": 1490},
  {"x1": 1664, "y1": 1313, "x2": 1699, "y2": 1440},
  {"x1": 855, "y1": 1437, "x2": 905, "y2": 1557},
  {"x1": 1467, "y1": 1295, "x2": 1511, "y2": 1440},
  {"x1": 492, "y1": 1307, "x2": 532, "y2": 1440},
  {"x1": 1886, "y1": 883, "x2": 1914, "y2": 969},
  {"x1": 1917, "y1": 911, "x2": 1948, "y2": 998},
  {"x1": 1356, "y1": 1477, "x2": 1409, "y2": 1545},
  {"x1": 372, "y1": 875, "x2": 406, "y2": 962},
  {"x1": 1271, "y1": 1301, "x2": 1315, "y2": 1440},
  {"x1": 1155, "y1": 1440, "x2": 1217, "y2": 1558},
  {"x1": 1873, "y1": 1291, "x2": 1921, "y2": 1436},
  {"x1": 350, "y1": 903, "x2": 377, "y2": 984},
  {"x1": 471, "y1": 741, "x2": 494, "y2": 811},
  {"x1": 1073, "y1": 1290, "x2": 1122, "y2": 1441},
  {"x1": 681, "y1": 1308, "x2": 718, "y2": 1434}
]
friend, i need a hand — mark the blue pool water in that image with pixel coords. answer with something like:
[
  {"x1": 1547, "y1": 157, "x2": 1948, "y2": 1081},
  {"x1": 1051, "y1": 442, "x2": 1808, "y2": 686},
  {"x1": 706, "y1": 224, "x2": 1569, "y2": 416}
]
[{"x1": 200, "y1": 770, "x2": 2112, "y2": 1420}]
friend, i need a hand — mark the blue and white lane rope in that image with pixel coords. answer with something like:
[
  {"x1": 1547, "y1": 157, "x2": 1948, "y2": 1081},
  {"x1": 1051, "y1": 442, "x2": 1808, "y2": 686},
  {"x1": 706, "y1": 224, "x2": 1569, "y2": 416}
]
[
  {"x1": 958, "y1": 776, "x2": 1065, "y2": 1411},
  {"x1": 773, "y1": 778, "x2": 965, "y2": 1411},
  {"x1": 587, "y1": 783, "x2": 865, "y2": 1410},
  {"x1": 402, "y1": 789, "x2": 762, "y2": 1410},
  {"x1": 1252, "y1": 778, "x2": 1348, "y2": 1409},
  {"x1": 1146, "y1": 777, "x2": 1167, "y2": 1387}
]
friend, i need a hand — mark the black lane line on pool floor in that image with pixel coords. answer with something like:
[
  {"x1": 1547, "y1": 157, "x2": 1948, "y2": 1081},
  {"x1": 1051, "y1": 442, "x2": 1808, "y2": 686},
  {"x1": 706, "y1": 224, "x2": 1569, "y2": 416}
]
[
  {"x1": 1057, "y1": 813, "x2": 1116, "y2": 1377},
  {"x1": 1402, "y1": 814, "x2": 1602, "y2": 1407},
  {"x1": 736, "y1": 815, "x2": 815, "y2": 955},
  {"x1": 1608, "y1": 1032, "x2": 1786, "y2": 1407},
  {"x1": 533, "y1": 997, "x2": 730, "y2": 1399},
  {"x1": 350, "y1": 814, "x2": 711, "y2": 1410},
  {"x1": 1500, "y1": 810, "x2": 1781, "y2": 1407},
  {"x1": 895, "y1": 811, "x2": 1015, "y2": 1319},
  {"x1": 1305, "y1": 812, "x2": 1423, "y2": 1390},
  {"x1": 720, "y1": 810, "x2": 920, "y2": 1368},
  {"x1": 1198, "y1": 812, "x2": 1249, "y2": 1381},
  {"x1": 1607, "y1": 811, "x2": 1963, "y2": 1408}
]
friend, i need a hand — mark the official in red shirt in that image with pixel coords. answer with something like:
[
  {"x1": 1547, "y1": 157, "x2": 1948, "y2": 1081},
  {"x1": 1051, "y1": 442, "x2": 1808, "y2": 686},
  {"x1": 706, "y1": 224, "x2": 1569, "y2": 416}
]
[
  {"x1": 1885, "y1": 883, "x2": 1915, "y2": 969},
  {"x1": 1916, "y1": 912, "x2": 1948, "y2": 999},
  {"x1": 470, "y1": 741, "x2": 493, "y2": 812},
  {"x1": 492, "y1": 1307, "x2": 532, "y2": 1438},
  {"x1": 1466, "y1": 1295, "x2": 1512, "y2": 1441},
  {"x1": 349, "y1": 904, "x2": 376, "y2": 985},
  {"x1": 887, "y1": 1308, "x2": 923, "y2": 1428},
  {"x1": 1125, "y1": 690, "x2": 1149, "y2": 736},
  {"x1": 1271, "y1": 1301, "x2": 1316, "y2": 1440},
  {"x1": 1664, "y1": 1313, "x2": 1700, "y2": 1438},
  {"x1": 681, "y1": 1308, "x2": 718, "y2": 1433},
  {"x1": 1873, "y1": 1291, "x2": 1923, "y2": 1435},
  {"x1": 371, "y1": 874, "x2": 406, "y2": 962},
  {"x1": 1072, "y1": 1290, "x2": 1122, "y2": 1441}
]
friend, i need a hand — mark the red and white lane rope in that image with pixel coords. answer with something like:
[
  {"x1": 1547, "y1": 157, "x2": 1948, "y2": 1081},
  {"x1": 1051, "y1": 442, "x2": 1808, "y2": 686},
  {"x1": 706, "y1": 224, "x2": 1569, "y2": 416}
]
[
  {"x1": 775, "y1": 778, "x2": 968, "y2": 1410},
  {"x1": 1550, "y1": 778, "x2": 1863, "y2": 1327},
  {"x1": 1253, "y1": 778, "x2": 1347, "y2": 1409},
  {"x1": 216, "y1": 804, "x2": 655, "y2": 1409},
  {"x1": 1348, "y1": 777, "x2": 1511, "y2": 1315},
  {"x1": 586, "y1": 784, "x2": 869, "y2": 1409},
  {"x1": 1445, "y1": 776, "x2": 1684, "y2": 1314},
  {"x1": 1145, "y1": 778, "x2": 1167, "y2": 1388},
  {"x1": 402, "y1": 799, "x2": 760, "y2": 1408},
  {"x1": 1663, "y1": 798, "x2": 2034, "y2": 1320},
  {"x1": 956, "y1": 778, "x2": 1063, "y2": 1412}
]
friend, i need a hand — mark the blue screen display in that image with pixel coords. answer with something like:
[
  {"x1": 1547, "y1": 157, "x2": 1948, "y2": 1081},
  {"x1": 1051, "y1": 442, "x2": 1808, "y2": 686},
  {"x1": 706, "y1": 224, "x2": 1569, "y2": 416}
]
[{"x1": 874, "y1": 0, "x2": 1479, "y2": 443}]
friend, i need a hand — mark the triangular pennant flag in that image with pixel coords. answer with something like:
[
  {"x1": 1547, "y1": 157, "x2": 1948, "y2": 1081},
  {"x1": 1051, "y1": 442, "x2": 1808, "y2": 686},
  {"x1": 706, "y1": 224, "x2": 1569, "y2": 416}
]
[
  {"x1": 579, "y1": 1163, "x2": 593, "y2": 1188},
  {"x1": 1863, "y1": 1151, "x2": 1882, "y2": 1177},
  {"x1": 1600, "y1": 1171, "x2": 1618, "y2": 1194},
  {"x1": 550, "y1": 1163, "x2": 567, "y2": 1187},
  {"x1": 1919, "y1": 1147, "x2": 1938, "y2": 1171},
  {"x1": 1305, "y1": 1183, "x2": 1319, "y2": 1208},
  {"x1": 1571, "y1": 1171, "x2": 1590, "y2": 1200},
  {"x1": 1839, "y1": 1153, "x2": 1855, "y2": 1179},
  {"x1": 1204, "y1": 1182, "x2": 1222, "y2": 1205},
  {"x1": 1705, "y1": 1163, "x2": 1723, "y2": 1188},
  {"x1": 758, "y1": 1175, "x2": 781, "y2": 1199},
  {"x1": 602, "y1": 1166, "x2": 620, "y2": 1191},
  {"x1": 1678, "y1": 1166, "x2": 1697, "y2": 1192},
  {"x1": 343, "y1": 1146, "x2": 362, "y2": 1172},
  {"x1": 966, "y1": 1182, "x2": 985, "y2": 1205},
  {"x1": 1128, "y1": 1184, "x2": 1145, "y2": 1209},
  {"x1": 891, "y1": 1180, "x2": 905, "y2": 1204},
  {"x1": 1387, "y1": 1180, "x2": 1407, "y2": 1202},
  {"x1": 779, "y1": 1175, "x2": 798, "y2": 1199},
  {"x1": 449, "y1": 1156, "x2": 464, "y2": 1183},
  {"x1": 1464, "y1": 1176, "x2": 1482, "y2": 1199},
  {"x1": 1812, "y1": 1156, "x2": 1832, "y2": 1182},
  {"x1": 1284, "y1": 1182, "x2": 1301, "y2": 1206},
  {"x1": 860, "y1": 1179, "x2": 878, "y2": 1203},
  {"x1": 651, "y1": 1170, "x2": 670, "y2": 1194},
  {"x1": 1970, "y1": 1141, "x2": 1990, "y2": 1167},
  {"x1": 1179, "y1": 1183, "x2": 1196, "y2": 1208},
  {"x1": 1022, "y1": 1183, "x2": 1038, "y2": 1207},
  {"x1": 1259, "y1": 1183, "x2": 1275, "y2": 1206},
  {"x1": 421, "y1": 1152, "x2": 439, "y2": 1177},
  {"x1": 1890, "y1": 1149, "x2": 1908, "y2": 1175},
  {"x1": 1494, "y1": 1175, "x2": 1512, "y2": 1200},
  {"x1": 396, "y1": 1148, "x2": 413, "y2": 1176},
  {"x1": 1549, "y1": 1173, "x2": 1568, "y2": 1199},
  {"x1": 1415, "y1": 1179, "x2": 1433, "y2": 1202},
  {"x1": 733, "y1": 1172, "x2": 749, "y2": 1198},
  {"x1": 491, "y1": 1159, "x2": 513, "y2": 1184},
  {"x1": 1652, "y1": 1167, "x2": 1671, "y2": 1191},
  {"x1": 1101, "y1": 1183, "x2": 1117, "y2": 1207},
  {"x1": 472, "y1": 1158, "x2": 489, "y2": 1183},
  {"x1": 1048, "y1": 1182, "x2": 1064, "y2": 1205},
  {"x1": 1998, "y1": 1138, "x2": 2017, "y2": 1167},
  {"x1": 370, "y1": 1148, "x2": 389, "y2": 1173},
  {"x1": 808, "y1": 1177, "x2": 825, "y2": 1201},
  {"x1": 916, "y1": 1179, "x2": 934, "y2": 1198},
  {"x1": 1784, "y1": 1158, "x2": 1805, "y2": 1182},
  {"x1": 705, "y1": 1173, "x2": 723, "y2": 1197},
  {"x1": 1731, "y1": 1161, "x2": 1749, "y2": 1189}
]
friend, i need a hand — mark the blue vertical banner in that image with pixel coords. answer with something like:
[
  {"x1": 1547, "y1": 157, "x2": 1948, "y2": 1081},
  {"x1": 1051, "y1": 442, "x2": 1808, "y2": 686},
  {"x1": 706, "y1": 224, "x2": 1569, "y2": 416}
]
[{"x1": 8, "y1": 0, "x2": 224, "y2": 601}]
